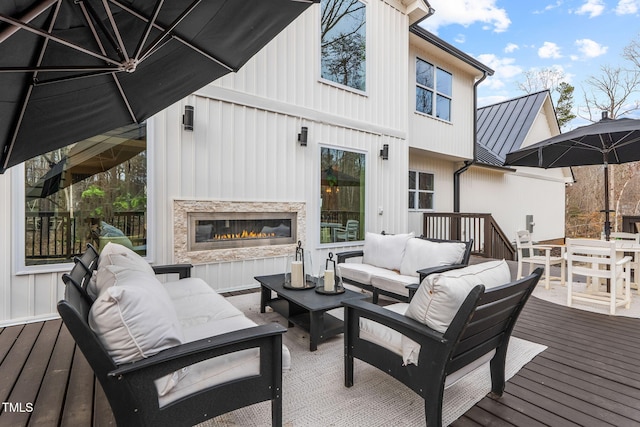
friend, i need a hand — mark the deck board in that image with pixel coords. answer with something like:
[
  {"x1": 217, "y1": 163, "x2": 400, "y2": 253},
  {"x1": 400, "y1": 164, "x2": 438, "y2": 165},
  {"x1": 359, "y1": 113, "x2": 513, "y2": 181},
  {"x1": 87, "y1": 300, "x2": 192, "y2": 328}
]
[{"x1": 2, "y1": 294, "x2": 640, "y2": 426}]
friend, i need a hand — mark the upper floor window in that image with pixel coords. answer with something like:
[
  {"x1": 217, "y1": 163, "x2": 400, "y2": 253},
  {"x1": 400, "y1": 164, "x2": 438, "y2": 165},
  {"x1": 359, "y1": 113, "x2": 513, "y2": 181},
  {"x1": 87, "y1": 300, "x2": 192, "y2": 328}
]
[
  {"x1": 409, "y1": 170, "x2": 434, "y2": 210},
  {"x1": 416, "y1": 58, "x2": 452, "y2": 121},
  {"x1": 320, "y1": 0, "x2": 366, "y2": 91},
  {"x1": 24, "y1": 123, "x2": 147, "y2": 265}
]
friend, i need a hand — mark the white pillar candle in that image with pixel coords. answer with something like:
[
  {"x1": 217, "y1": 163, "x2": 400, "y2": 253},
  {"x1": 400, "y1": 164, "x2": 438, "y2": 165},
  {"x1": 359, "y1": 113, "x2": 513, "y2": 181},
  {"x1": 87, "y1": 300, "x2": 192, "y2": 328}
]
[
  {"x1": 324, "y1": 270, "x2": 335, "y2": 292},
  {"x1": 291, "y1": 261, "x2": 304, "y2": 287}
]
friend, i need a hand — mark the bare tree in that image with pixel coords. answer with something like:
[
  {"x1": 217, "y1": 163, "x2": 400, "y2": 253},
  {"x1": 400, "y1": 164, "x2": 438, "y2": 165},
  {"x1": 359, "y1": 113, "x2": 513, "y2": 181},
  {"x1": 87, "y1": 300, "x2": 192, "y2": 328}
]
[
  {"x1": 623, "y1": 34, "x2": 640, "y2": 69},
  {"x1": 579, "y1": 64, "x2": 640, "y2": 121},
  {"x1": 517, "y1": 67, "x2": 565, "y2": 94}
]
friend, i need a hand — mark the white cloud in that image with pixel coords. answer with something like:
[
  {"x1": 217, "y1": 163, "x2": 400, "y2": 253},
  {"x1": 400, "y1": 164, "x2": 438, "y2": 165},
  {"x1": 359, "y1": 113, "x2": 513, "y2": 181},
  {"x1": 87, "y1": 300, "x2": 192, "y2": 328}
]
[
  {"x1": 454, "y1": 33, "x2": 466, "y2": 43},
  {"x1": 476, "y1": 53, "x2": 522, "y2": 89},
  {"x1": 504, "y1": 43, "x2": 519, "y2": 53},
  {"x1": 574, "y1": 38, "x2": 608, "y2": 58},
  {"x1": 615, "y1": 0, "x2": 639, "y2": 14},
  {"x1": 574, "y1": 0, "x2": 605, "y2": 17},
  {"x1": 533, "y1": 1, "x2": 564, "y2": 14},
  {"x1": 422, "y1": 0, "x2": 511, "y2": 34},
  {"x1": 538, "y1": 42, "x2": 562, "y2": 59}
]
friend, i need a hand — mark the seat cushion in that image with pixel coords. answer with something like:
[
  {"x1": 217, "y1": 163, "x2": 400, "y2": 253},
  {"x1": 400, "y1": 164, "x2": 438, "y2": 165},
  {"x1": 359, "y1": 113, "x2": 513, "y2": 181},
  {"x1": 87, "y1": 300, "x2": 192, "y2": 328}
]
[
  {"x1": 362, "y1": 232, "x2": 414, "y2": 271},
  {"x1": 338, "y1": 263, "x2": 393, "y2": 286},
  {"x1": 370, "y1": 270, "x2": 417, "y2": 298},
  {"x1": 400, "y1": 238, "x2": 467, "y2": 277},
  {"x1": 163, "y1": 278, "x2": 245, "y2": 326},
  {"x1": 359, "y1": 303, "x2": 495, "y2": 383},
  {"x1": 406, "y1": 260, "x2": 511, "y2": 333},
  {"x1": 89, "y1": 269, "x2": 184, "y2": 364}
]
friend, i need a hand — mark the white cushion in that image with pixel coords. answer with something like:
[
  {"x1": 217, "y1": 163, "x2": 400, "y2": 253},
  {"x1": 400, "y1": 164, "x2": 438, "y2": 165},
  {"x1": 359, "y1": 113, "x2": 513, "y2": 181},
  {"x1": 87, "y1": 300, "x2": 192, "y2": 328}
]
[
  {"x1": 400, "y1": 239, "x2": 466, "y2": 277},
  {"x1": 163, "y1": 278, "x2": 245, "y2": 326},
  {"x1": 89, "y1": 242, "x2": 155, "y2": 299},
  {"x1": 359, "y1": 303, "x2": 409, "y2": 359},
  {"x1": 338, "y1": 263, "x2": 393, "y2": 285},
  {"x1": 406, "y1": 260, "x2": 511, "y2": 333},
  {"x1": 362, "y1": 232, "x2": 414, "y2": 271},
  {"x1": 89, "y1": 269, "x2": 183, "y2": 364},
  {"x1": 369, "y1": 271, "x2": 417, "y2": 298}
]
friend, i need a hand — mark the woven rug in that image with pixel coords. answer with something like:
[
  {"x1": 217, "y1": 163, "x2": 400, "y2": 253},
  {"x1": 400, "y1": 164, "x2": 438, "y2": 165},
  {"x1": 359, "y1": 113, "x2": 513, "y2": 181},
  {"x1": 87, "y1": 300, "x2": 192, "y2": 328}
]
[{"x1": 198, "y1": 292, "x2": 546, "y2": 427}]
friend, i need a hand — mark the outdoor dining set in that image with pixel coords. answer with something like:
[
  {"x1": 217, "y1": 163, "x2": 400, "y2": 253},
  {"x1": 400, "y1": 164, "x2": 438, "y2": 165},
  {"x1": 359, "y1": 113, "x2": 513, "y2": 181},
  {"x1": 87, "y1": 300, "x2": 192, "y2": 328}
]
[{"x1": 516, "y1": 228, "x2": 640, "y2": 315}]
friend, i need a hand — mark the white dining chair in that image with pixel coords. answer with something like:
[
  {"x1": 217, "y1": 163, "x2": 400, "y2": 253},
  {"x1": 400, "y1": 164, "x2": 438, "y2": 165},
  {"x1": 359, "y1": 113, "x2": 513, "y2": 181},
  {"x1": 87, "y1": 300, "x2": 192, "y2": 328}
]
[
  {"x1": 603, "y1": 232, "x2": 640, "y2": 294},
  {"x1": 515, "y1": 230, "x2": 565, "y2": 290},
  {"x1": 566, "y1": 238, "x2": 632, "y2": 315}
]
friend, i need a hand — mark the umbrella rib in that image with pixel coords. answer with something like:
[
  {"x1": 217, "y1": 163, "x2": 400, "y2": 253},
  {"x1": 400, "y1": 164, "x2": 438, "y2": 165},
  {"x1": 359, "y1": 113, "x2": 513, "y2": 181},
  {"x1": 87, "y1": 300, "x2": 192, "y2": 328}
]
[
  {"x1": 0, "y1": 0, "x2": 58, "y2": 44},
  {"x1": 77, "y1": 1, "x2": 110, "y2": 57},
  {"x1": 133, "y1": 0, "x2": 165, "y2": 61},
  {"x1": 136, "y1": 0, "x2": 203, "y2": 63},
  {"x1": 111, "y1": 75, "x2": 137, "y2": 123},
  {"x1": 108, "y1": 0, "x2": 234, "y2": 72},
  {"x1": 0, "y1": 13, "x2": 122, "y2": 68},
  {"x1": 100, "y1": 0, "x2": 130, "y2": 62}
]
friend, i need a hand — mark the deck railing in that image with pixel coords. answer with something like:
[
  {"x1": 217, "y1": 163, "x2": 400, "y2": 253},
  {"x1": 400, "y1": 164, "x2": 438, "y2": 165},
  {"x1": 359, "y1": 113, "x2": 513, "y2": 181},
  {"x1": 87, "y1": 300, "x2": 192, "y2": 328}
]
[
  {"x1": 423, "y1": 212, "x2": 516, "y2": 260},
  {"x1": 25, "y1": 211, "x2": 146, "y2": 262}
]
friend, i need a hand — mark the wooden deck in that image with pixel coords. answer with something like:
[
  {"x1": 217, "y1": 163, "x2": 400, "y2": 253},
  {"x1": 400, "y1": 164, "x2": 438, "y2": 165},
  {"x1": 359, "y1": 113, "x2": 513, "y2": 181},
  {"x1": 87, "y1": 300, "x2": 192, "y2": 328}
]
[{"x1": 2, "y1": 295, "x2": 640, "y2": 426}]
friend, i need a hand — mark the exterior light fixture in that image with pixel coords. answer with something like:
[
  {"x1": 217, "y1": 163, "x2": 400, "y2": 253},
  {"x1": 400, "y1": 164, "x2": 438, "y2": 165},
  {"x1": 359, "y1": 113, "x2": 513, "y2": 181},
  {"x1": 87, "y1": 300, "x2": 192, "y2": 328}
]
[
  {"x1": 183, "y1": 105, "x2": 194, "y2": 131},
  {"x1": 298, "y1": 126, "x2": 308, "y2": 146},
  {"x1": 380, "y1": 144, "x2": 389, "y2": 160}
]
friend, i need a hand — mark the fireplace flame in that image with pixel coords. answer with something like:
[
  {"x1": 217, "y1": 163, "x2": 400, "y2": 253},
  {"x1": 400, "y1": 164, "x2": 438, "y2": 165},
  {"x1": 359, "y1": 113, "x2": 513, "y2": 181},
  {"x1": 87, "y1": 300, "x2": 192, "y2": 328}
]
[{"x1": 213, "y1": 230, "x2": 277, "y2": 241}]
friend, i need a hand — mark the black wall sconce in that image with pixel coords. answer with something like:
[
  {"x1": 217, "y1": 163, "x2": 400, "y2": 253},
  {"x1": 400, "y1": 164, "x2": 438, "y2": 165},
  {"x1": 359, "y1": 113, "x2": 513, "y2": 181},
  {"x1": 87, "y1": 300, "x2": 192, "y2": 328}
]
[
  {"x1": 183, "y1": 105, "x2": 194, "y2": 131},
  {"x1": 380, "y1": 144, "x2": 389, "y2": 160},
  {"x1": 298, "y1": 126, "x2": 308, "y2": 146}
]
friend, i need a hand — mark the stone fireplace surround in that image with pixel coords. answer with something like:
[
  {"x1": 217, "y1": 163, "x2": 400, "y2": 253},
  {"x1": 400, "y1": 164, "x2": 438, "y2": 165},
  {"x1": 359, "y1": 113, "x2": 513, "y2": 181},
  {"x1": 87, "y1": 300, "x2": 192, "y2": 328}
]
[{"x1": 173, "y1": 200, "x2": 306, "y2": 264}]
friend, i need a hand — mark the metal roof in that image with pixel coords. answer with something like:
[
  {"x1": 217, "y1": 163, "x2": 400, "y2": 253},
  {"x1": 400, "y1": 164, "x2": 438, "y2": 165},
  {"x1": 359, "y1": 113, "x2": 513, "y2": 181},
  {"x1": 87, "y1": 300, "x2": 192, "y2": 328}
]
[{"x1": 476, "y1": 91, "x2": 550, "y2": 166}]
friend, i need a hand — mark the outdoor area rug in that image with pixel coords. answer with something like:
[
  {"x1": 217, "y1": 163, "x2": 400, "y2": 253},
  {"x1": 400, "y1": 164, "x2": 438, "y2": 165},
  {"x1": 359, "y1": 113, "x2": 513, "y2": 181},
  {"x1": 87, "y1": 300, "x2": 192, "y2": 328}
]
[{"x1": 198, "y1": 291, "x2": 547, "y2": 427}]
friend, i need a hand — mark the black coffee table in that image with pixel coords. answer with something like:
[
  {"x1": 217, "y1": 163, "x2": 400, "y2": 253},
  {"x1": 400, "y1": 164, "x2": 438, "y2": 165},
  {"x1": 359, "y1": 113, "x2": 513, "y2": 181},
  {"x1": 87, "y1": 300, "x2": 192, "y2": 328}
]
[{"x1": 255, "y1": 274, "x2": 366, "y2": 351}]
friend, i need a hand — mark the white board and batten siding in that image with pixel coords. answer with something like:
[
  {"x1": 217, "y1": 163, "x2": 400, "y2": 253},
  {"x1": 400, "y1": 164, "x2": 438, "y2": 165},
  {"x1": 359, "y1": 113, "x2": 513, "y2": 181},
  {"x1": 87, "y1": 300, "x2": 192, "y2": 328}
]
[{"x1": 0, "y1": 0, "x2": 419, "y2": 324}]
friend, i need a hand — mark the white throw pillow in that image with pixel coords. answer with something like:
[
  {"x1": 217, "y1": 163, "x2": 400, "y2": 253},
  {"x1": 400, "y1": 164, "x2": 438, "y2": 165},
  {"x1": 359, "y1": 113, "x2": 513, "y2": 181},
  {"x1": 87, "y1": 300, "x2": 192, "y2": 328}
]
[
  {"x1": 399, "y1": 238, "x2": 466, "y2": 277},
  {"x1": 89, "y1": 269, "x2": 183, "y2": 364},
  {"x1": 406, "y1": 260, "x2": 511, "y2": 333},
  {"x1": 362, "y1": 232, "x2": 414, "y2": 271},
  {"x1": 88, "y1": 242, "x2": 155, "y2": 299}
]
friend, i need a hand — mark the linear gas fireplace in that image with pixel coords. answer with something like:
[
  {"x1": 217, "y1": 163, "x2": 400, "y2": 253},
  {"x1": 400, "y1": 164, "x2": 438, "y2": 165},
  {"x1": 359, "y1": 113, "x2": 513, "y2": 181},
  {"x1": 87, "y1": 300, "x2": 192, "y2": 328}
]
[
  {"x1": 173, "y1": 200, "x2": 306, "y2": 264},
  {"x1": 189, "y1": 212, "x2": 297, "y2": 251}
]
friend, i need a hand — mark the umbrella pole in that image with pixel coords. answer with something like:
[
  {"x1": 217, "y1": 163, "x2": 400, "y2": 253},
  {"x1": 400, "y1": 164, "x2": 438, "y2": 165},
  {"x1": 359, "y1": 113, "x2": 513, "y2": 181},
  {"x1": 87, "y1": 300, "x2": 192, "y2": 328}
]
[{"x1": 604, "y1": 163, "x2": 611, "y2": 240}]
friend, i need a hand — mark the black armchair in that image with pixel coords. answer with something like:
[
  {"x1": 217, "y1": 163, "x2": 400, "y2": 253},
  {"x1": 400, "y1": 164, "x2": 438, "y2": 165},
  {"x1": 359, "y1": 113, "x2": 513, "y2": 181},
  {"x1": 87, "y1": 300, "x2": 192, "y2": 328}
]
[{"x1": 343, "y1": 268, "x2": 542, "y2": 427}]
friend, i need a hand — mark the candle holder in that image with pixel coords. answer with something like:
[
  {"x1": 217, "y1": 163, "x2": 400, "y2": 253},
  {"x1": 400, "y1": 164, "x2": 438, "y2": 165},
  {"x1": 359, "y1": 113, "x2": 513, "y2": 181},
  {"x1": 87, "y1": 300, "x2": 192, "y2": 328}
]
[
  {"x1": 284, "y1": 241, "x2": 315, "y2": 290},
  {"x1": 316, "y1": 252, "x2": 345, "y2": 295}
]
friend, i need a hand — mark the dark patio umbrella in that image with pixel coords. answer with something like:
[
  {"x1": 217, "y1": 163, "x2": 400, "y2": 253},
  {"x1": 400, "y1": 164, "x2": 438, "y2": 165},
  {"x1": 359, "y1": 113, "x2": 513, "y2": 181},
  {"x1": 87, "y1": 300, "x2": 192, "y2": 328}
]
[
  {"x1": 0, "y1": 0, "x2": 317, "y2": 173},
  {"x1": 504, "y1": 115, "x2": 640, "y2": 240}
]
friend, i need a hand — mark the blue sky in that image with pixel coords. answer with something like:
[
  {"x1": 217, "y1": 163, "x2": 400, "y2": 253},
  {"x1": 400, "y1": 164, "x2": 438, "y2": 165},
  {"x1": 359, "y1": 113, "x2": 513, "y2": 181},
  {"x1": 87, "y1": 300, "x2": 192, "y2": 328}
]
[{"x1": 420, "y1": 0, "x2": 640, "y2": 126}]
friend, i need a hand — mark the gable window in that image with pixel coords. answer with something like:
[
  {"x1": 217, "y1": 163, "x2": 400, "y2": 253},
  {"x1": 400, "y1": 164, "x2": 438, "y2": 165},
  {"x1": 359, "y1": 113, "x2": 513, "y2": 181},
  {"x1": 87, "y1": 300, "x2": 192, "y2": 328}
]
[
  {"x1": 320, "y1": 147, "x2": 365, "y2": 243},
  {"x1": 416, "y1": 58, "x2": 452, "y2": 121},
  {"x1": 320, "y1": 0, "x2": 366, "y2": 91},
  {"x1": 409, "y1": 171, "x2": 434, "y2": 210},
  {"x1": 23, "y1": 123, "x2": 147, "y2": 266}
]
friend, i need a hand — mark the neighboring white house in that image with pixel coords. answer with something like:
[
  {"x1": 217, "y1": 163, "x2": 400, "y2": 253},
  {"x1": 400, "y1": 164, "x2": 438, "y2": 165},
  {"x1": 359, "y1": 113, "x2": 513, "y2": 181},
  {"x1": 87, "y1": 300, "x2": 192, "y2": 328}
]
[
  {"x1": 463, "y1": 91, "x2": 573, "y2": 243},
  {"x1": 0, "y1": 1, "x2": 565, "y2": 325}
]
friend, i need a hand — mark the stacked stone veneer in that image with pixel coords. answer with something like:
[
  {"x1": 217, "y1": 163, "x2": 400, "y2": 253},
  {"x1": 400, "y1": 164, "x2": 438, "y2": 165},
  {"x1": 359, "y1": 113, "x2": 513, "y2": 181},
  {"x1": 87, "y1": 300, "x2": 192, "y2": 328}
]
[{"x1": 173, "y1": 200, "x2": 306, "y2": 264}]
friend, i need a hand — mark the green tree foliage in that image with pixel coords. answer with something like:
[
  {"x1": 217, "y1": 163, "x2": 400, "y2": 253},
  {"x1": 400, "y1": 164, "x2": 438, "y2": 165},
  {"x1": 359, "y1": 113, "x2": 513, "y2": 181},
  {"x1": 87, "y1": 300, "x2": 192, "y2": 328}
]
[{"x1": 555, "y1": 82, "x2": 576, "y2": 129}]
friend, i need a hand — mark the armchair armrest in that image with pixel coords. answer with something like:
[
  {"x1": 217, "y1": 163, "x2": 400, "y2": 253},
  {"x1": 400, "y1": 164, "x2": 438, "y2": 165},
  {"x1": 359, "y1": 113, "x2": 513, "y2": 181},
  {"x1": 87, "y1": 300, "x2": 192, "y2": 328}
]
[
  {"x1": 110, "y1": 323, "x2": 286, "y2": 377},
  {"x1": 342, "y1": 299, "x2": 445, "y2": 345},
  {"x1": 152, "y1": 263, "x2": 193, "y2": 279},
  {"x1": 336, "y1": 250, "x2": 364, "y2": 263}
]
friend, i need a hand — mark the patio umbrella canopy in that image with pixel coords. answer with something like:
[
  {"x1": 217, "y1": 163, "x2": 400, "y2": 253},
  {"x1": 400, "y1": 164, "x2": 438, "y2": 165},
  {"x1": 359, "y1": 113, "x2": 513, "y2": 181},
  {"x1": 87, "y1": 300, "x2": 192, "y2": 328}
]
[
  {"x1": 0, "y1": 0, "x2": 318, "y2": 173},
  {"x1": 504, "y1": 115, "x2": 640, "y2": 239}
]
